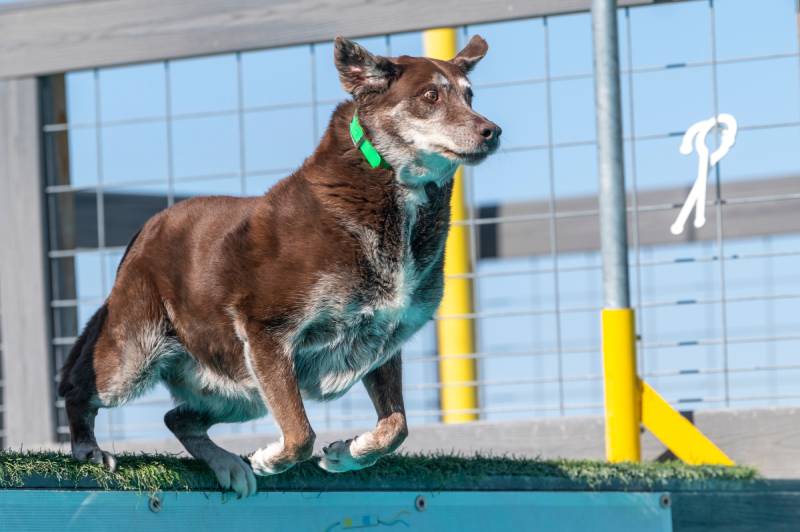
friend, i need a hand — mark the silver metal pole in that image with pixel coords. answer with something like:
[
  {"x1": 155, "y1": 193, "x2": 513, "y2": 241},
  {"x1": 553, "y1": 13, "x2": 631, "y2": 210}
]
[{"x1": 592, "y1": 0, "x2": 630, "y2": 309}]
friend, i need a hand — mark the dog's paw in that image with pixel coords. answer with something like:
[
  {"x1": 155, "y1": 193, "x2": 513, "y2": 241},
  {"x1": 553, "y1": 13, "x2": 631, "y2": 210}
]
[
  {"x1": 207, "y1": 451, "x2": 257, "y2": 498},
  {"x1": 73, "y1": 444, "x2": 117, "y2": 472},
  {"x1": 318, "y1": 438, "x2": 377, "y2": 473},
  {"x1": 249, "y1": 442, "x2": 294, "y2": 476}
]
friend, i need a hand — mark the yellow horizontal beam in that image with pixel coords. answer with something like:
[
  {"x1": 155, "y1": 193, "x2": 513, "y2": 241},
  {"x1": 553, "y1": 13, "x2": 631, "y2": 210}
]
[{"x1": 641, "y1": 379, "x2": 734, "y2": 466}]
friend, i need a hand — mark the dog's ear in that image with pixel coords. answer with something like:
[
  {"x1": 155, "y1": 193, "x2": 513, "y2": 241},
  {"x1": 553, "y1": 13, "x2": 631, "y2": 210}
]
[
  {"x1": 451, "y1": 35, "x2": 488, "y2": 74},
  {"x1": 334, "y1": 37, "x2": 400, "y2": 97}
]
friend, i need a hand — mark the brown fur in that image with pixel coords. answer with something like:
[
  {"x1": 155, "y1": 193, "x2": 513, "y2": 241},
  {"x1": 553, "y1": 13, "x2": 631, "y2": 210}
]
[{"x1": 59, "y1": 35, "x2": 500, "y2": 496}]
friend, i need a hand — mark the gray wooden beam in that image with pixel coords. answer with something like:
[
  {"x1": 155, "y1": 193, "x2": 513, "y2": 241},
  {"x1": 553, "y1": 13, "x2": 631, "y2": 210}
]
[
  {"x1": 0, "y1": 77, "x2": 56, "y2": 447},
  {"x1": 0, "y1": 0, "x2": 659, "y2": 78},
  {"x1": 483, "y1": 175, "x2": 800, "y2": 258}
]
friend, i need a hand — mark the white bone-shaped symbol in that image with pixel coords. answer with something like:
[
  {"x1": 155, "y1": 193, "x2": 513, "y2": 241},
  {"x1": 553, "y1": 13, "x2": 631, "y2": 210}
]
[{"x1": 670, "y1": 114, "x2": 738, "y2": 236}]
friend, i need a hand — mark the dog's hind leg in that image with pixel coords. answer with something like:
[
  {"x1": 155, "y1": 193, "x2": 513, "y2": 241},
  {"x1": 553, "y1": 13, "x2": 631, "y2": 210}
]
[
  {"x1": 63, "y1": 391, "x2": 116, "y2": 470},
  {"x1": 164, "y1": 405, "x2": 257, "y2": 498},
  {"x1": 60, "y1": 275, "x2": 169, "y2": 470},
  {"x1": 59, "y1": 304, "x2": 117, "y2": 470}
]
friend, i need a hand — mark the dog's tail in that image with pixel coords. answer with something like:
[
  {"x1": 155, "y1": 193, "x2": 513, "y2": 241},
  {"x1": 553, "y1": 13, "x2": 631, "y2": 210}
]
[
  {"x1": 57, "y1": 304, "x2": 108, "y2": 397},
  {"x1": 57, "y1": 228, "x2": 143, "y2": 397}
]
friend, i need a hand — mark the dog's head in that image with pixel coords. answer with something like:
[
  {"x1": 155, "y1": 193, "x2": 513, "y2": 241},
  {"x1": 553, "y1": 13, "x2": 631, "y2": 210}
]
[{"x1": 334, "y1": 35, "x2": 501, "y2": 185}]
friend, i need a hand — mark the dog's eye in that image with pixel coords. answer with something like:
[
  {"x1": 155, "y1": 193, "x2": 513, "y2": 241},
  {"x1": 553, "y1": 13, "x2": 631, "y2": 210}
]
[{"x1": 423, "y1": 89, "x2": 438, "y2": 102}]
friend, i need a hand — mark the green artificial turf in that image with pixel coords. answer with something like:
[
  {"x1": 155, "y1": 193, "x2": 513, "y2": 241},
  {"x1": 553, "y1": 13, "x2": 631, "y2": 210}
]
[{"x1": 0, "y1": 451, "x2": 758, "y2": 494}]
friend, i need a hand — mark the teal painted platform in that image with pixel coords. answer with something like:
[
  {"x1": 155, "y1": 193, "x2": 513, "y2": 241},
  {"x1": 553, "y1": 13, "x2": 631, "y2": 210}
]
[
  {"x1": 1, "y1": 453, "x2": 797, "y2": 531},
  {"x1": 0, "y1": 490, "x2": 671, "y2": 532}
]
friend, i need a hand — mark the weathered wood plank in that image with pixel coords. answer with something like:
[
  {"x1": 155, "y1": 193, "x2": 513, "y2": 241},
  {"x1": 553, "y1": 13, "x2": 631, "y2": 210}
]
[
  {"x1": 0, "y1": 0, "x2": 658, "y2": 78},
  {"x1": 0, "y1": 78, "x2": 56, "y2": 447}
]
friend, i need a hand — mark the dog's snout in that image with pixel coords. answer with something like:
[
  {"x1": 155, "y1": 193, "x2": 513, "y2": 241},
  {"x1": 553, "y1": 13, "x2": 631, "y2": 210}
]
[
  {"x1": 477, "y1": 121, "x2": 502, "y2": 144},
  {"x1": 480, "y1": 125, "x2": 502, "y2": 141}
]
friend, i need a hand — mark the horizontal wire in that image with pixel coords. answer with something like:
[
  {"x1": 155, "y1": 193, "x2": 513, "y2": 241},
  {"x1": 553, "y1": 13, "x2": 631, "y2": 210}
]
[
  {"x1": 450, "y1": 189, "x2": 800, "y2": 228},
  {"x1": 636, "y1": 292, "x2": 800, "y2": 309},
  {"x1": 471, "y1": 50, "x2": 800, "y2": 91},
  {"x1": 58, "y1": 401, "x2": 607, "y2": 435},
  {"x1": 70, "y1": 389, "x2": 800, "y2": 438},
  {"x1": 637, "y1": 248, "x2": 800, "y2": 267},
  {"x1": 358, "y1": 359, "x2": 800, "y2": 391},
  {"x1": 645, "y1": 362, "x2": 800, "y2": 379},
  {"x1": 641, "y1": 333, "x2": 800, "y2": 350},
  {"x1": 68, "y1": 390, "x2": 800, "y2": 437},
  {"x1": 406, "y1": 331, "x2": 800, "y2": 364},
  {"x1": 49, "y1": 245, "x2": 128, "y2": 259},
  {"x1": 404, "y1": 346, "x2": 596, "y2": 365},
  {"x1": 447, "y1": 248, "x2": 800, "y2": 281},
  {"x1": 42, "y1": 98, "x2": 341, "y2": 133},
  {"x1": 435, "y1": 292, "x2": 800, "y2": 321},
  {"x1": 672, "y1": 393, "x2": 800, "y2": 406},
  {"x1": 435, "y1": 303, "x2": 596, "y2": 321},
  {"x1": 495, "y1": 119, "x2": 800, "y2": 153},
  {"x1": 45, "y1": 167, "x2": 293, "y2": 194},
  {"x1": 42, "y1": 117, "x2": 800, "y2": 192},
  {"x1": 42, "y1": 185, "x2": 800, "y2": 255},
  {"x1": 55, "y1": 383, "x2": 800, "y2": 438},
  {"x1": 50, "y1": 332, "x2": 800, "y2": 355},
  {"x1": 46, "y1": 248, "x2": 800, "y2": 292},
  {"x1": 406, "y1": 360, "x2": 800, "y2": 391},
  {"x1": 57, "y1": 336, "x2": 800, "y2": 382},
  {"x1": 56, "y1": 394, "x2": 800, "y2": 440},
  {"x1": 41, "y1": 50, "x2": 800, "y2": 134}
]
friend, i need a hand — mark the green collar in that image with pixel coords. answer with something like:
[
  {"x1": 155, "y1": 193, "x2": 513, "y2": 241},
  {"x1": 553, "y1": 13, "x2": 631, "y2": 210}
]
[{"x1": 349, "y1": 111, "x2": 390, "y2": 169}]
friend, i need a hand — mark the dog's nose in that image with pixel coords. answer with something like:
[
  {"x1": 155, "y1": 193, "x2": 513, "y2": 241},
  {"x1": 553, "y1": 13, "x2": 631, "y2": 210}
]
[{"x1": 480, "y1": 124, "x2": 502, "y2": 142}]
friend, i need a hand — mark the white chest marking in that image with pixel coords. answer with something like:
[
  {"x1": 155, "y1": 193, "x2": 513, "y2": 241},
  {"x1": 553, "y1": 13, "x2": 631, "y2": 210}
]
[{"x1": 289, "y1": 192, "x2": 440, "y2": 400}]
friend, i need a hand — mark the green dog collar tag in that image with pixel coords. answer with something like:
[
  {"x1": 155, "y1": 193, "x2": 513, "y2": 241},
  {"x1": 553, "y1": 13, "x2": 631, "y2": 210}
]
[{"x1": 350, "y1": 111, "x2": 390, "y2": 169}]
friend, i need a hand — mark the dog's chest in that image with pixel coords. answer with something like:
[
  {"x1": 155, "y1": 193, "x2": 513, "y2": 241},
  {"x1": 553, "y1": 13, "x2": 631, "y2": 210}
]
[{"x1": 291, "y1": 192, "x2": 447, "y2": 400}]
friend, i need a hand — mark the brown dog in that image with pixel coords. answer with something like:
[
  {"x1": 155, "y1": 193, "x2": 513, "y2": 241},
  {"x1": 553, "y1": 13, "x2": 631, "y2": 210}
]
[{"x1": 58, "y1": 35, "x2": 501, "y2": 497}]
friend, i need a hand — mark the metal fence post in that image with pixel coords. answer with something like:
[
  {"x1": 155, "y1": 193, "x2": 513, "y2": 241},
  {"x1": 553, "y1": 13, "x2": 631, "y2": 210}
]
[
  {"x1": 592, "y1": 0, "x2": 641, "y2": 462},
  {"x1": 424, "y1": 28, "x2": 479, "y2": 424}
]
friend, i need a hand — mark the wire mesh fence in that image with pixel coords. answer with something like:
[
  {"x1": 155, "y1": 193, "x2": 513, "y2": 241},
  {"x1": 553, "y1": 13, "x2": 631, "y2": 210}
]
[{"x1": 40, "y1": 0, "x2": 800, "y2": 443}]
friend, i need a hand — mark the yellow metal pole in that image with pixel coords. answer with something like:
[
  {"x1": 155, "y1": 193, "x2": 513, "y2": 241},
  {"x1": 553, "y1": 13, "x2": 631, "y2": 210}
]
[
  {"x1": 601, "y1": 308, "x2": 642, "y2": 462},
  {"x1": 424, "y1": 28, "x2": 479, "y2": 424}
]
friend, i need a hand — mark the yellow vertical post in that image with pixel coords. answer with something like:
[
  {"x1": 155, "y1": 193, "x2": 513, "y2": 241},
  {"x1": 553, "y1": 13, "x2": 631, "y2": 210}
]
[
  {"x1": 424, "y1": 28, "x2": 479, "y2": 424},
  {"x1": 601, "y1": 308, "x2": 642, "y2": 462}
]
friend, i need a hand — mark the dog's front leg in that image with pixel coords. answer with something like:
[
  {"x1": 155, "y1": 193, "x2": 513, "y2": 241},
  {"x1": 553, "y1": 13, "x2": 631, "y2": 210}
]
[
  {"x1": 244, "y1": 324, "x2": 316, "y2": 476},
  {"x1": 319, "y1": 353, "x2": 408, "y2": 473}
]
